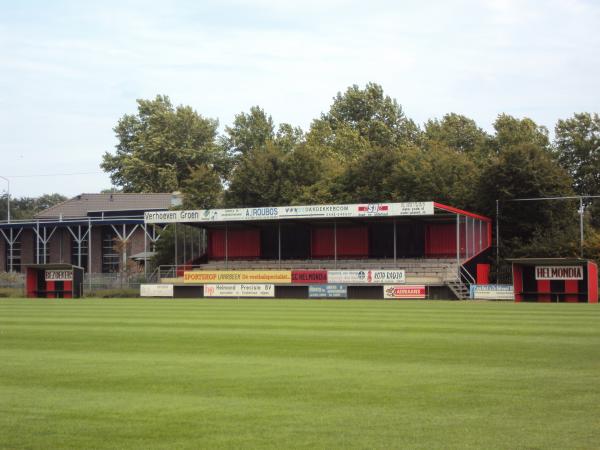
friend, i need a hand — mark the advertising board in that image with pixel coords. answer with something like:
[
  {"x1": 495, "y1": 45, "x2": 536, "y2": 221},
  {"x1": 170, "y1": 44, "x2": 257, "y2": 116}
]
[
  {"x1": 291, "y1": 270, "x2": 328, "y2": 284},
  {"x1": 470, "y1": 284, "x2": 514, "y2": 300},
  {"x1": 140, "y1": 284, "x2": 174, "y2": 297},
  {"x1": 327, "y1": 270, "x2": 405, "y2": 284},
  {"x1": 45, "y1": 270, "x2": 73, "y2": 281},
  {"x1": 184, "y1": 270, "x2": 291, "y2": 284},
  {"x1": 145, "y1": 202, "x2": 434, "y2": 224},
  {"x1": 308, "y1": 284, "x2": 347, "y2": 298},
  {"x1": 203, "y1": 284, "x2": 275, "y2": 297},
  {"x1": 535, "y1": 266, "x2": 583, "y2": 280},
  {"x1": 383, "y1": 285, "x2": 426, "y2": 299}
]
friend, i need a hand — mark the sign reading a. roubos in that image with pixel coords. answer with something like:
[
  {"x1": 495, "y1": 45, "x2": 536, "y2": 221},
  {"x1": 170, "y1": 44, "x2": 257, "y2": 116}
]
[
  {"x1": 327, "y1": 270, "x2": 405, "y2": 284},
  {"x1": 203, "y1": 284, "x2": 275, "y2": 297},
  {"x1": 45, "y1": 270, "x2": 73, "y2": 281},
  {"x1": 184, "y1": 270, "x2": 291, "y2": 284},
  {"x1": 470, "y1": 284, "x2": 514, "y2": 300},
  {"x1": 384, "y1": 285, "x2": 426, "y2": 299},
  {"x1": 535, "y1": 266, "x2": 583, "y2": 280},
  {"x1": 140, "y1": 284, "x2": 174, "y2": 297},
  {"x1": 291, "y1": 270, "x2": 327, "y2": 284},
  {"x1": 308, "y1": 284, "x2": 347, "y2": 298}
]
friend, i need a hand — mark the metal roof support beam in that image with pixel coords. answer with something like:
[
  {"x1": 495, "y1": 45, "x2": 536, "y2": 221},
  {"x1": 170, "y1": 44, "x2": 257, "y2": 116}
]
[{"x1": 0, "y1": 227, "x2": 22, "y2": 272}]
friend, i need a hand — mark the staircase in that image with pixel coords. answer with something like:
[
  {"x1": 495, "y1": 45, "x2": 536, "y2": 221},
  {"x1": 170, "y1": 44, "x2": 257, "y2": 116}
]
[{"x1": 447, "y1": 279, "x2": 470, "y2": 300}]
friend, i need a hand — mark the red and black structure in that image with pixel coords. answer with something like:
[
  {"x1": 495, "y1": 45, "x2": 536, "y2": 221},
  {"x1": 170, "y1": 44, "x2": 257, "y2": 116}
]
[
  {"x1": 25, "y1": 263, "x2": 84, "y2": 299},
  {"x1": 510, "y1": 258, "x2": 598, "y2": 303}
]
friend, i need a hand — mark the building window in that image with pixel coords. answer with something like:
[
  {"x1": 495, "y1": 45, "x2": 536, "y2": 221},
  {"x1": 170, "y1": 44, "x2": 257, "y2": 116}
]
[
  {"x1": 101, "y1": 227, "x2": 120, "y2": 273},
  {"x1": 71, "y1": 234, "x2": 89, "y2": 272},
  {"x1": 4, "y1": 235, "x2": 21, "y2": 272}
]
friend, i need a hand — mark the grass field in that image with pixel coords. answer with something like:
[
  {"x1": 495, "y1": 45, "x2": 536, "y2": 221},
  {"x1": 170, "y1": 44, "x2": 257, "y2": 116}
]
[{"x1": 1, "y1": 298, "x2": 599, "y2": 449}]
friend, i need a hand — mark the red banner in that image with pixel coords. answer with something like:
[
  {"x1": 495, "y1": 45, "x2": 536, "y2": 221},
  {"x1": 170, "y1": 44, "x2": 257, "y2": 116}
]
[{"x1": 292, "y1": 270, "x2": 328, "y2": 284}]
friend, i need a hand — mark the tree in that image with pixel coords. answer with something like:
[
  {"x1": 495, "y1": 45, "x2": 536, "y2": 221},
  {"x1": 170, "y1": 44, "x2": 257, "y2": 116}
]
[
  {"x1": 492, "y1": 114, "x2": 550, "y2": 152},
  {"x1": 101, "y1": 95, "x2": 224, "y2": 192},
  {"x1": 555, "y1": 112, "x2": 600, "y2": 196},
  {"x1": 476, "y1": 143, "x2": 576, "y2": 257},
  {"x1": 308, "y1": 83, "x2": 421, "y2": 161},
  {"x1": 221, "y1": 106, "x2": 275, "y2": 158},
  {"x1": 424, "y1": 113, "x2": 491, "y2": 156},
  {"x1": 0, "y1": 193, "x2": 67, "y2": 220},
  {"x1": 181, "y1": 164, "x2": 223, "y2": 209}
]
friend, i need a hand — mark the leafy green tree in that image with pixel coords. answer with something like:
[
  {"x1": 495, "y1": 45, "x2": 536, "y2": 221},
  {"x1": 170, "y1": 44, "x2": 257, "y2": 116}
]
[
  {"x1": 0, "y1": 193, "x2": 67, "y2": 220},
  {"x1": 181, "y1": 164, "x2": 223, "y2": 209},
  {"x1": 102, "y1": 95, "x2": 224, "y2": 192},
  {"x1": 555, "y1": 112, "x2": 600, "y2": 196},
  {"x1": 221, "y1": 106, "x2": 275, "y2": 158},
  {"x1": 424, "y1": 113, "x2": 491, "y2": 156},
  {"x1": 492, "y1": 114, "x2": 550, "y2": 152}
]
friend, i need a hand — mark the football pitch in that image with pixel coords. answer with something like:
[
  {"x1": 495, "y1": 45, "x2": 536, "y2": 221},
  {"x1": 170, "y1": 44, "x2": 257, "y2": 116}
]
[{"x1": 1, "y1": 299, "x2": 599, "y2": 449}]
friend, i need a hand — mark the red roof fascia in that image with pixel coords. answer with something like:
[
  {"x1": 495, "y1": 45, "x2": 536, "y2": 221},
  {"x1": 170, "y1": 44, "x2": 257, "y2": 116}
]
[{"x1": 434, "y1": 202, "x2": 491, "y2": 222}]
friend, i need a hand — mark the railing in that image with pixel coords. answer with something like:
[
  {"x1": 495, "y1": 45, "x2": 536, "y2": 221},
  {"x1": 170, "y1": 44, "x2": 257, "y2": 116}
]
[
  {"x1": 0, "y1": 213, "x2": 152, "y2": 226},
  {"x1": 458, "y1": 264, "x2": 476, "y2": 286}
]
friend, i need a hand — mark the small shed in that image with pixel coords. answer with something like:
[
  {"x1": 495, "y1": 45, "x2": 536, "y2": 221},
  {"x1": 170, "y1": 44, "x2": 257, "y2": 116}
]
[
  {"x1": 25, "y1": 264, "x2": 84, "y2": 299},
  {"x1": 508, "y1": 258, "x2": 598, "y2": 303}
]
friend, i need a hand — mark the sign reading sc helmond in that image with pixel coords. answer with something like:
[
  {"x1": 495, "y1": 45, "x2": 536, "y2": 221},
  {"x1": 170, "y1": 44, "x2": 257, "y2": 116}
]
[{"x1": 535, "y1": 266, "x2": 583, "y2": 280}]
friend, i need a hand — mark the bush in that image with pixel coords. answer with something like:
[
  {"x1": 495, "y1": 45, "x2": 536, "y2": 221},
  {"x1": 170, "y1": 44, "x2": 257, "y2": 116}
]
[
  {"x1": 0, "y1": 288, "x2": 25, "y2": 298},
  {"x1": 87, "y1": 289, "x2": 140, "y2": 298}
]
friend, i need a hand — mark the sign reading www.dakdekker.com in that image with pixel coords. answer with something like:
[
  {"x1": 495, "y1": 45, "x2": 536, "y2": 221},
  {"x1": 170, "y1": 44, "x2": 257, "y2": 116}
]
[
  {"x1": 535, "y1": 266, "x2": 583, "y2": 280},
  {"x1": 327, "y1": 270, "x2": 405, "y2": 284}
]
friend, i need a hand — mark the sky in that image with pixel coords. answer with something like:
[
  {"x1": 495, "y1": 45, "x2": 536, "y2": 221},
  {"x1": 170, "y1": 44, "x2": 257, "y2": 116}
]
[{"x1": 1, "y1": 0, "x2": 599, "y2": 198}]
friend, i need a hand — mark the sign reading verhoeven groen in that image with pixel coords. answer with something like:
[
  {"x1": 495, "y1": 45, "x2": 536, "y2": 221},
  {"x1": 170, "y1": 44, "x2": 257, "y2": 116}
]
[{"x1": 184, "y1": 270, "x2": 292, "y2": 284}]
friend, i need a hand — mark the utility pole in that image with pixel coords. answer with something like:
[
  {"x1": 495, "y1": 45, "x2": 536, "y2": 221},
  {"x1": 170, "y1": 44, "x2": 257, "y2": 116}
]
[{"x1": 0, "y1": 175, "x2": 9, "y2": 223}]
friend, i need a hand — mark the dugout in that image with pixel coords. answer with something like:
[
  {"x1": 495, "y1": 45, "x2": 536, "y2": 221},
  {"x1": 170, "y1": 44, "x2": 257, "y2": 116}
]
[
  {"x1": 25, "y1": 263, "x2": 84, "y2": 298},
  {"x1": 509, "y1": 258, "x2": 598, "y2": 303}
]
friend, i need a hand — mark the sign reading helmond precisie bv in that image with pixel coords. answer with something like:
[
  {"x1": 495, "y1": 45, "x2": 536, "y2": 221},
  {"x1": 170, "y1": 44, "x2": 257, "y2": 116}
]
[
  {"x1": 184, "y1": 270, "x2": 291, "y2": 284},
  {"x1": 535, "y1": 266, "x2": 583, "y2": 280},
  {"x1": 327, "y1": 270, "x2": 405, "y2": 284},
  {"x1": 144, "y1": 202, "x2": 434, "y2": 224},
  {"x1": 203, "y1": 284, "x2": 275, "y2": 297}
]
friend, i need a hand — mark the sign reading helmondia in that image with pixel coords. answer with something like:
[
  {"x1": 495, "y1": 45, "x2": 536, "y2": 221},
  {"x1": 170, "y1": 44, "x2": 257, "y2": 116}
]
[
  {"x1": 535, "y1": 266, "x2": 583, "y2": 280},
  {"x1": 45, "y1": 270, "x2": 73, "y2": 281}
]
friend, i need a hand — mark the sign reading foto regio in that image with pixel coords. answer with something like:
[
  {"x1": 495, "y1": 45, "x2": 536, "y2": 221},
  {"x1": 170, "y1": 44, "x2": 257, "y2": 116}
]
[
  {"x1": 45, "y1": 270, "x2": 73, "y2": 281},
  {"x1": 203, "y1": 284, "x2": 275, "y2": 297},
  {"x1": 535, "y1": 266, "x2": 583, "y2": 280}
]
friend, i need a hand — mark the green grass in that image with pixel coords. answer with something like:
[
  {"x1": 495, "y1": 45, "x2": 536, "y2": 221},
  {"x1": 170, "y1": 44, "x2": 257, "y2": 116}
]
[{"x1": 1, "y1": 298, "x2": 599, "y2": 449}]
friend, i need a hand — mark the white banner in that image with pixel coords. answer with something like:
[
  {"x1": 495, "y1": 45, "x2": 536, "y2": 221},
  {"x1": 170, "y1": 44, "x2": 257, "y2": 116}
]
[
  {"x1": 535, "y1": 266, "x2": 583, "y2": 280},
  {"x1": 327, "y1": 270, "x2": 405, "y2": 284},
  {"x1": 45, "y1": 270, "x2": 73, "y2": 281},
  {"x1": 140, "y1": 284, "x2": 174, "y2": 297},
  {"x1": 470, "y1": 284, "x2": 514, "y2": 300},
  {"x1": 145, "y1": 202, "x2": 434, "y2": 224},
  {"x1": 203, "y1": 284, "x2": 275, "y2": 297}
]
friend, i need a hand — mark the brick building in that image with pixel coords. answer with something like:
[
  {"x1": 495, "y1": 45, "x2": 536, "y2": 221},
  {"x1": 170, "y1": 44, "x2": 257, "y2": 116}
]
[{"x1": 0, "y1": 193, "x2": 177, "y2": 273}]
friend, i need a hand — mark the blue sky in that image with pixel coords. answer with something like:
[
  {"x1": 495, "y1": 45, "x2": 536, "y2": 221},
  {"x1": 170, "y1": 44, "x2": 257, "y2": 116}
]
[{"x1": 1, "y1": 0, "x2": 599, "y2": 197}]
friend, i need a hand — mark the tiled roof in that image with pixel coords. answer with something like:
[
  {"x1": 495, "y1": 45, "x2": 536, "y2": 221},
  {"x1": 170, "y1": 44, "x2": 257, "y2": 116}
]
[{"x1": 35, "y1": 193, "x2": 175, "y2": 218}]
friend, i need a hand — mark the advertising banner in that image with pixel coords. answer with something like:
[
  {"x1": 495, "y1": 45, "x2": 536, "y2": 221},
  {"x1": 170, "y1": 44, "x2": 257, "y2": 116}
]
[
  {"x1": 384, "y1": 285, "x2": 426, "y2": 299},
  {"x1": 203, "y1": 284, "x2": 275, "y2": 297},
  {"x1": 45, "y1": 270, "x2": 73, "y2": 281},
  {"x1": 535, "y1": 266, "x2": 583, "y2": 280},
  {"x1": 145, "y1": 202, "x2": 434, "y2": 224},
  {"x1": 327, "y1": 270, "x2": 405, "y2": 284},
  {"x1": 470, "y1": 284, "x2": 514, "y2": 300},
  {"x1": 308, "y1": 284, "x2": 347, "y2": 298},
  {"x1": 184, "y1": 270, "x2": 291, "y2": 284},
  {"x1": 140, "y1": 284, "x2": 174, "y2": 297},
  {"x1": 291, "y1": 270, "x2": 328, "y2": 284}
]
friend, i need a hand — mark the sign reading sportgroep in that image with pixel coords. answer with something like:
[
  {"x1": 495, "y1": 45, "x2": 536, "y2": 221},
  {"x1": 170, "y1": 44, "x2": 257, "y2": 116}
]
[
  {"x1": 535, "y1": 266, "x2": 583, "y2": 280},
  {"x1": 45, "y1": 270, "x2": 73, "y2": 281},
  {"x1": 144, "y1": 202, "x2": 434, "y2": 224},
  {"x1": 184, "y1": 270, "x2": 291, "y2": 284}
]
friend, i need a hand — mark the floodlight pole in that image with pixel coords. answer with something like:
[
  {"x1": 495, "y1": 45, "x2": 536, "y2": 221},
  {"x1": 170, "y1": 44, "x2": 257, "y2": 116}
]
[{"x1": 0, "y1": 175, "x2": 9, "y2": 223}]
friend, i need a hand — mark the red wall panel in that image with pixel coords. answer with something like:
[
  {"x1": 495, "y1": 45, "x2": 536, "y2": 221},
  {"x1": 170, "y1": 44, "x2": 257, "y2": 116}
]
[
  {"x1": 476, "y1": 264, "x2": 490, "y2": 284},
  {"x1": 208, "y1": 228, "x2": 260, "y2": 259},
  {"x1": 537, "y1": 280, "x2": 551, "y2": 302},
  {"x1": 564, "y1": 279, "x2": 579, "y2": 303},
  {"x1": 425, "y1": 223, "x2": 456, "y2": 257},
  {"x1": 513, "y1": 264, "x2": 523, "y2": 302},
  {"x1": 311, "y1": 227, "x2": 368, "y2": 258},
  {"x1": 588, "y1": 261, "x2": 598, "y2": 304}
]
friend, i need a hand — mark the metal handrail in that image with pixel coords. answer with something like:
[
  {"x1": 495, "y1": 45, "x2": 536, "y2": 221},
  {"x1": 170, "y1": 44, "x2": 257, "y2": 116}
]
[{"x1": 458, "y1": 264, "x2": 476, "y2": 286}]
